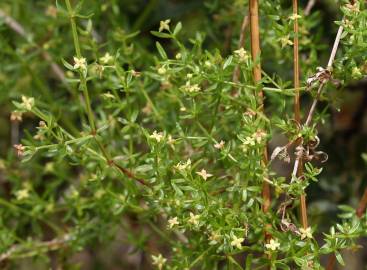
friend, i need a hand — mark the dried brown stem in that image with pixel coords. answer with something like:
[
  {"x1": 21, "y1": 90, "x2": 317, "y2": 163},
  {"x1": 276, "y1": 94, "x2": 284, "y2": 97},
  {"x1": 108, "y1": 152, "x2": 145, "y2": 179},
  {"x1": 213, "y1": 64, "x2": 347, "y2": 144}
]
[
  {"x1": 356, "y1": 186, "x2": 367, "y2": 218},
  {"x1": 0, "y1": 234, "x2": 72, "y2": 262},
  {"x1": 249, "y1": 0, "x2": 270, "y2": 215},
  {"x1": 249, "y1": 0, "x2": 263, "y2": 98},
  {"x1": 291, "y1": 24, "x2": 344, "y2": 188},
  {"x1": 298, "y1": 24, "x2": 349, "y2": 270},
  {"x1": 304, "y1": 0, "x2": 317, "y2": 16},
  {"x1": 112, "y1": 161, "x2": 149, "y2": 187}
]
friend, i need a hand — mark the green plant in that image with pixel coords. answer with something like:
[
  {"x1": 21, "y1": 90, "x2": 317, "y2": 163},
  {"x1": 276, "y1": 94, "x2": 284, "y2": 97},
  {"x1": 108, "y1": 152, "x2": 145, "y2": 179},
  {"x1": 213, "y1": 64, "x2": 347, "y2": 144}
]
[{"x1": 0, "y1": 0, "x2": 367, "y2": 269}]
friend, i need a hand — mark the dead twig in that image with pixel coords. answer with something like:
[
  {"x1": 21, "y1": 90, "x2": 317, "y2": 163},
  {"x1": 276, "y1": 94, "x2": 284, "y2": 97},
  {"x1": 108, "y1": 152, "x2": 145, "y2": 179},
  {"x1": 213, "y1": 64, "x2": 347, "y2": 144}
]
[
  {"x1": 292, "y1": 0, "x2": 308, "y2": 229},
  {"x1": 249, "y1": 0, "x2": 271, "y2": 215},
  {"x1": 304, "y1": 0, "x2": 316, "y2": 16},
  {"x1": 0, "y1": 234, "x2": 73, "y2": 262}
]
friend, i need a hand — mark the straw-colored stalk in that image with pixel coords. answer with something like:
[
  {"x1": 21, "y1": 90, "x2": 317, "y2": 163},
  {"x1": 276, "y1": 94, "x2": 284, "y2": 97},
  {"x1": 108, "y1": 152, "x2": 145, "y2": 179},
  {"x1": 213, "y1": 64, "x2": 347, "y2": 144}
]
[
  {"x1": 292, "y1": 0, "x2": 309, "y2": 229},
  {"x1": 249, "y1": 0, "x2": 271, "y2": 214}
]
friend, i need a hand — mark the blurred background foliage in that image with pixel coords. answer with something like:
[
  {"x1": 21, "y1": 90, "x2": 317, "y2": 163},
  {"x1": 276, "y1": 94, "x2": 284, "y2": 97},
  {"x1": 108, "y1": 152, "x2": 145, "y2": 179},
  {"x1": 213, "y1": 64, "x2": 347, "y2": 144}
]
[{"x1": 0, "y1": 0, "x2": 366, "y2": 269}]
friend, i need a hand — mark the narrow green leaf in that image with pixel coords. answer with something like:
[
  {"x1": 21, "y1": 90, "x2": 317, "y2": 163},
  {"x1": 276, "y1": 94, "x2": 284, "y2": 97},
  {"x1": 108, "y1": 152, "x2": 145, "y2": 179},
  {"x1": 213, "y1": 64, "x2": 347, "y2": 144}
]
[
  {"x1": 150, "y1": 31, "x2": 172, "y2": 39},
  {"x1": 156, "y1": 42, "x2": 167, "y2": 59},
  {"x1": 335, "y1": 252, "x2": 345, "y2": 266},
  {"x1": 173, "y1": 22, "x2": 182, "y2": 36},
  {"x1": 61, "y1": 58, "x2": 74, "y2": 70},
  {"x1": 223, "y1": 55, "x2": 233, "y2": 70}
]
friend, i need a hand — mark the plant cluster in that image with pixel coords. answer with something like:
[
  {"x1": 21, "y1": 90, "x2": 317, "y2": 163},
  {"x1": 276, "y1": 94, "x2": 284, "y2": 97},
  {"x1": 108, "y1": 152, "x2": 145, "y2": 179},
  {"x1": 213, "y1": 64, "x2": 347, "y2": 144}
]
[{"x1": 0, "y1": 0, "x2": 367, "y2": 269}]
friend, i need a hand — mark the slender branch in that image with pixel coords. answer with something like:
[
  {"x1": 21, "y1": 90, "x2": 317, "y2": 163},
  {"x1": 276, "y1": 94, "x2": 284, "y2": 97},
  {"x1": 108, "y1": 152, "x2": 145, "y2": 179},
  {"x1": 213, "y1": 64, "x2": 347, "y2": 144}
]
[
  {"x1": 112, "y1": 162, "x2": 149, "y2": 187},
  {"x1": 304, "y1": 0, "x2": 316, "y2": 16},
  {"x1": 293, "y1": 1, "x2": 301, "y2": 125},
  {"x1": 291, "y1": 24, "x2": 344, "y2": 186},
  {"x1": 356, "y1": 186, "x2": 367, "y2": 218},
  {"x1": 325, "y1": 254, "x2": 336, "y2": 270},
  {"x1": 0, "y1": 234, "x2": 72, "y2": 262},
  {"x1": 249, "y1": 0, "x2": 270, "y2": 215}
]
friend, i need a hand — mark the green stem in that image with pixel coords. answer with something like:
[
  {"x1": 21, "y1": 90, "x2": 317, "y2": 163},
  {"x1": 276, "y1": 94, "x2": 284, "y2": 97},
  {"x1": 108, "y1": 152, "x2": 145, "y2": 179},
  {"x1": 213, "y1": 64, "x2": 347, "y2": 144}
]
[
  {"x1": 65, "y1": 0, "x2": 81, "y2": 58},
  {"x1": 65, "y1": 0, "x2": 95, "y2": 133}
]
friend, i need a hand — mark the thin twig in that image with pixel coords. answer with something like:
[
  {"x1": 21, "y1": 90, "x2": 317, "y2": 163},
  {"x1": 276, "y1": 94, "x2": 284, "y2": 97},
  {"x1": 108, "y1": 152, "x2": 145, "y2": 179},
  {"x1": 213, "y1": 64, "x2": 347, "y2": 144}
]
[
  {"x1": 356, "y1": 186, "x2": 367, "y2": 218},
  {"x1": 292, "y1": 0, "x2": 308, "y2": 229},
  {"x1": 112, "y1": 162, "x2": 149, "y2": 187},
  {"x1": 291, "y1": 24, "x2": 344, "y2": 185},
  {"x1": 304, "y1": 0, "x2": 316, "y2": 16},
  {"x1": 0, "y1": 234, "x2": 72, "y2": 262}
]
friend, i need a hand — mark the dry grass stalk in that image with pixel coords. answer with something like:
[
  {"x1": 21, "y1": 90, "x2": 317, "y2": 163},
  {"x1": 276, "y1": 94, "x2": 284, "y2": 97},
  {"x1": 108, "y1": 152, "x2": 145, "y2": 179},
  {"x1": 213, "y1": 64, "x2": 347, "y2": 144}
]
[
  {"x1": 249, "y1": 0, "x2": 271, "y2": 215},
  {"x1": 292, "y1": 0, "x2": 309, "y2": 229}
]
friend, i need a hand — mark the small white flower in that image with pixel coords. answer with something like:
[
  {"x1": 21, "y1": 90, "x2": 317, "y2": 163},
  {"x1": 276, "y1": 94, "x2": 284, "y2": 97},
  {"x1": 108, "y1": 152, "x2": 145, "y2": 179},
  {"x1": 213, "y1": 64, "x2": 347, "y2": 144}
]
[
  {"x1": 230, "y1": 235, "x2": 244, "y2": 249},
  {"x1": 175, "y1": 159, "x2": 191, "y2": 171},
  {"x1": 265, "y1": 238, "x2": 280, "y2": 251},
  {"x1": 10, "y1": 111, "x2": 23, "y2": 122},
  {"x1": 289, "y1": 13, "x2": 302, "y2": 20},
  {"x1": 73, "y1": 56, "x2": 87, "y2": 70},
  {"x1": 279, "y1": 35, "x2": 293, "y2": 48},
  {"x1": 102, "y1": 92, "x2": 115, "y2": 99},
  {"x1": 352, "y1": 67, "x2": 362, "y2": 79},
  {"x1": 158, "y1": 66, "x2": 166, "y2": 75},
  {"x1": 15, "y1": 189, "x2": 30, "y2": 200},
  {"x1": 205, "y1": 60, "x2": 211, "y2": 67},
  {"x1": 299, "y1": 227, "x2": 313, "y2": 240},
  {"x1": 182, "y1": 81, "x2": 200, "y2": 93},
  {"x1": 345, "y1": 2, "x2": 360, "y2": 13},
  {"x1": 150, "y1": 131, "x2": 164, "y2": 142},
  {"x1": 188, "y1": 212, "x2": 200, "y2": 226},
  {"x1": 175, "y1": 53, "x2": 182, "y2": 59},
  {"x1": 159, "y1": 19, "x2": 171, "y2": 32},
  {"x1": 152, "y1": 254, "x2": 167, "y2": 270},
  {"x1": 253, "y1": 130, "x2": 266, "y2": 143},
  {"x1": 167, "y1": 135, "x2": 175, "y2": 149},
  {"x1": 208, "y1": 231, "x2": 221, "y2": 245},
  {"x1": 234, "y1": 48, "x2": 250, "y2": 62},
  {"x1": 14, "y1": 144, "x2": 25, "y2": 157},
  {"x1": 196, "y1": 169, "x2": 213, "y2": 180},
  {"x1": 167, "y1": 217, "x2": 179, "y2": 229},
  {"x1": 214, "y1": 140, "x2": 225, "y2": 149},
  {"x1": 21, "y1": 96, "x2": 35, "y2": 111},
  {"x1": 100, "y1": 52, "x2": 113, "y2": 64},
  {"x1": 242, "y1": 136, "x2": 256, "y2": 146}
]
